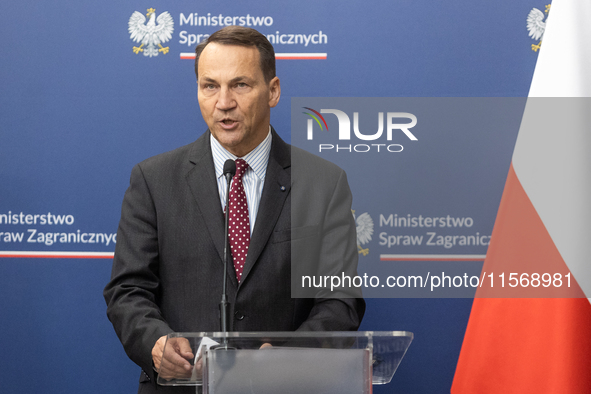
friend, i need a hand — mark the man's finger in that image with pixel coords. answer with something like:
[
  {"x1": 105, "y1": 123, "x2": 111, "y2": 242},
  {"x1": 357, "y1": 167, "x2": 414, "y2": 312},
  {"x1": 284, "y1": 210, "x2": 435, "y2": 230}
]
[
  {"x1": 175, "y1": 337, "x2": 194, "y2": 359},
  {"x1": 159, "y1": 353, "x2": 192, "y2": 379},
  {"x1": 160, "y1": 357, "x2": 192, "y2": 379},
  {"x1": 151, "y1": 336, "x2": 167, "y2": 371},
  {"x1": 158, "y1": 337, "x2": 196, "y2": 379}
]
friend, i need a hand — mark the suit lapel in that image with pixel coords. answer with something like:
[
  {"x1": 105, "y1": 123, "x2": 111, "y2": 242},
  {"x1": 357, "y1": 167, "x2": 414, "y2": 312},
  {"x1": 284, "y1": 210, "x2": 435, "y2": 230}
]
[
  {"x1": 240, "y1": 129, "x2": 291, "y2": 285},
  {"x1": 185, "y1": 132, "x2": 238, "y2": 285}
]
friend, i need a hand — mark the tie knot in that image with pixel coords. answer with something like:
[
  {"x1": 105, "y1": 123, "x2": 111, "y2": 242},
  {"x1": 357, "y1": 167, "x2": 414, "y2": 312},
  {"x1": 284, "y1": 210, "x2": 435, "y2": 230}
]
[{"x1": 234, "y1": 159, "x2": 249, "y2": 179}]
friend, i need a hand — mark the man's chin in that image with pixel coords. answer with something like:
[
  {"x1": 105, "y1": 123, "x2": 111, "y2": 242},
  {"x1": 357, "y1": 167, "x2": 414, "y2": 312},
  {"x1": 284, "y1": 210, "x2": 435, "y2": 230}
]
[
  {"x1": 211, "y1": 128, "x2": 241, "y2": 142},
  {"x1": 211, "y1": 133, "x2": 247, "y2": 154}
]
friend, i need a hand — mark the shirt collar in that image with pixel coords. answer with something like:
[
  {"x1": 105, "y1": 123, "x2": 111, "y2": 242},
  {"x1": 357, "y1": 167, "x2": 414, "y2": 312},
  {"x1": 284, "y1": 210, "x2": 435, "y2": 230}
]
[{"x1": 211, "y1": 126, "x2": 272, "y2": 181}]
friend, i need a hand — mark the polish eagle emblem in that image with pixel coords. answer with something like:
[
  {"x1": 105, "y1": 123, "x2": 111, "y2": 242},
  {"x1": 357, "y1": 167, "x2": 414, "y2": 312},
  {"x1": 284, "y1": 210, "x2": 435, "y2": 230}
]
[
  {"x1": 527, "y1": 4, "x2": 550, "y2": 52},
  {"x1": 128, "y1": 8, "x2": 174, "y2": 57},
  {"x1": 353, "y1": 210, "x2": 374, "y2": 256}
]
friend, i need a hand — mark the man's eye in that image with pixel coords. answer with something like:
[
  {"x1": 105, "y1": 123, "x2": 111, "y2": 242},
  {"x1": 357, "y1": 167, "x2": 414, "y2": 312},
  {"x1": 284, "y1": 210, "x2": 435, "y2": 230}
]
[{"x1": 236, "y1": 83, "x2": 247, "y2": 88}]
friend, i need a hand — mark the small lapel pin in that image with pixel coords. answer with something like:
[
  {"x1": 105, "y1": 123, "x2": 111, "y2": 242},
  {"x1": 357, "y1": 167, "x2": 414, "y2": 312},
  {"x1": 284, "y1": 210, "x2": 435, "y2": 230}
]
[{"x1": 280, "y1": 186, "x2": 286, "y2": 191}]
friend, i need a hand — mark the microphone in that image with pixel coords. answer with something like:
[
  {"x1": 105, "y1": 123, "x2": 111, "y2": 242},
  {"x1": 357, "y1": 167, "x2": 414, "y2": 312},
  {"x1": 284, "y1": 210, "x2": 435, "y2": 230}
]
[
  {"x1": 220, "y1": 159, "x2": 236, "y2": 340},
  {"x1": 223, "y1": 159, "x2": 236, "y2": 182}
]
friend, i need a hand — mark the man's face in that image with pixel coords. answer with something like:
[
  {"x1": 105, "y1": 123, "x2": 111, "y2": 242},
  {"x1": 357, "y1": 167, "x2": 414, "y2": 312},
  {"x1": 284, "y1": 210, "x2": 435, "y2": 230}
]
[{"x1": 197, "y1": 43, "x2": 281, "y2": 157}]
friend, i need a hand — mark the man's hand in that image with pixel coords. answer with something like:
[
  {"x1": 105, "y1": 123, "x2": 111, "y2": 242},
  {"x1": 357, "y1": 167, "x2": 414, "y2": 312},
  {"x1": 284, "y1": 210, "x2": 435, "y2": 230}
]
[{"x1": 152, "y1": 335, "x2": 194, "y2": 380}]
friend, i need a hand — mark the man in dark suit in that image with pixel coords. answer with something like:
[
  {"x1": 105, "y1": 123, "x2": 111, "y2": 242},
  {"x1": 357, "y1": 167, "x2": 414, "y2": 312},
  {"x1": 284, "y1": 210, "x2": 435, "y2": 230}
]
[{"x1": 104, "y1": 26, "x2": 364, "y2": 393}]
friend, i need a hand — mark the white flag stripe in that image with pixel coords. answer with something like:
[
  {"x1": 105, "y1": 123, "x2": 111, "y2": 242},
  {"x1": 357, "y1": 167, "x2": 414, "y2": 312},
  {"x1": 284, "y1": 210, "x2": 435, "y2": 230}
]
[
  {"x1": 528, "y1": 0, "x2": 591, "y2": 97},
  {"x1": 513, "y1": 0, "x2": 591, "y2": 299}
]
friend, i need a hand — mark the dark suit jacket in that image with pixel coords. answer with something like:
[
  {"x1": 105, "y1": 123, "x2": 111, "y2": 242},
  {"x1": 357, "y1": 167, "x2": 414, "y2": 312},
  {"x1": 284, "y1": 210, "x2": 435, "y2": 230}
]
[{"x1": 104, "y1": 128, "x2": 365, "y2": 393}]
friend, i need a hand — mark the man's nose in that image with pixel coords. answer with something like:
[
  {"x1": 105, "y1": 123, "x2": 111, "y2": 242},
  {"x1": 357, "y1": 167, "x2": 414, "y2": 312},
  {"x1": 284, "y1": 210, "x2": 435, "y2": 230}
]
[{"x1": 216, "y1": 87, "x2": 236, "y2": 111}]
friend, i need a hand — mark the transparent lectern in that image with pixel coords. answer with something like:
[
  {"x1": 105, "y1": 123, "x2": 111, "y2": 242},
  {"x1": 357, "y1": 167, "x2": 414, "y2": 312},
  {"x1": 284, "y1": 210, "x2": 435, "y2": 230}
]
[{"x1": 157, "y1": 331, "x2": 413, "y2": 393}]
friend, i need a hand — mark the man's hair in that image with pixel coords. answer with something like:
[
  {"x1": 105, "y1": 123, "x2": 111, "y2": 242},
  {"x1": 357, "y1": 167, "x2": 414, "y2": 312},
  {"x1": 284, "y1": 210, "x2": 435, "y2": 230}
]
[{"x1": 194, "y1": 26, "x2": 276, "y2": 82}]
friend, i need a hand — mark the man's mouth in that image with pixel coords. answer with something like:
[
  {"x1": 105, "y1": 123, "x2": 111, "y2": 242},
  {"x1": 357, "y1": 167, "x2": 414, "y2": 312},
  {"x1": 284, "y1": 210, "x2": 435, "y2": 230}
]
[{"x1": 218, "y1": 118, "x2": 240, "y2": 130}]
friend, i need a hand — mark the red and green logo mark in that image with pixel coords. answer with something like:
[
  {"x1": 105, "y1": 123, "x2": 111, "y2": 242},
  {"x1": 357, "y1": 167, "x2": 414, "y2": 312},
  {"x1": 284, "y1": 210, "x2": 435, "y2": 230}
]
[{"x1": 302, "y1": 107, "x2": 329, "y2": 131}]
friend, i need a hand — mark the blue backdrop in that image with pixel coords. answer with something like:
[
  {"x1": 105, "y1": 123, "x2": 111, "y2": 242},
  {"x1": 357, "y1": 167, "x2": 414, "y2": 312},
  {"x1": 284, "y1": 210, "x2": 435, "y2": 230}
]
[{"x1": 0, "y1": 0, "x2": 546, "y2": 392}]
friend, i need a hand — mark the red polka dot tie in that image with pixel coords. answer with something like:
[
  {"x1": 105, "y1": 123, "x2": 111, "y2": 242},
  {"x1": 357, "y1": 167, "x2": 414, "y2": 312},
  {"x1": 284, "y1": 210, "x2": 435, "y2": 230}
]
[{"x1": 228, "y1": 159, "x2": 250, "y2": 281}]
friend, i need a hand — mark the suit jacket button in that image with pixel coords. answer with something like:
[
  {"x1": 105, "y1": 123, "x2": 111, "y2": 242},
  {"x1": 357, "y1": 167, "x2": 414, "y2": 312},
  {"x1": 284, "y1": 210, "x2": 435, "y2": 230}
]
[{"x1": 234, "y1": 311, "x2": 245, "y2": 320}]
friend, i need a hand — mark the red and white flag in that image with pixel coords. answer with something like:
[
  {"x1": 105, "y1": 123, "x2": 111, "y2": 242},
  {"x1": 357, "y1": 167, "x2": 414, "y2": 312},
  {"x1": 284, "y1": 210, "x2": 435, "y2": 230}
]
[{"x1": 452, "y1": 0, "x2": 591, "y2": 392}]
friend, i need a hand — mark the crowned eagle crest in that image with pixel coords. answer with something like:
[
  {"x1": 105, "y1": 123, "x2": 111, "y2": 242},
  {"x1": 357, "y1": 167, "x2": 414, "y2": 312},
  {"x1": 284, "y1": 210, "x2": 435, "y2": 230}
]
[
  {"x1": 527, "y1": 5, "x2": 550, "y2": 52},
  {"x1": 129, "y1": 8, "x2": 174, "y2": 57},
  {"x1": 353, "y1": 210, "x2": 373, "y2": 256}
]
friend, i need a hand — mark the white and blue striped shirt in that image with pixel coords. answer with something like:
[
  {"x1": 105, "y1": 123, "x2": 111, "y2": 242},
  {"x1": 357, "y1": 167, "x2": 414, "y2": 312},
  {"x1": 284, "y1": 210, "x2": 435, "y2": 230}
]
[{"x1": 211, "y1": 129, "x2": 272, "y2": 235}]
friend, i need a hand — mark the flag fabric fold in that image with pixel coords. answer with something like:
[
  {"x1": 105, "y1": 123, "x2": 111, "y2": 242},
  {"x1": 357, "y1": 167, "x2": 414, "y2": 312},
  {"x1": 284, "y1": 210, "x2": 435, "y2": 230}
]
[{"x1": 452, "y1": 0, "x2": 591, "y2": 392}]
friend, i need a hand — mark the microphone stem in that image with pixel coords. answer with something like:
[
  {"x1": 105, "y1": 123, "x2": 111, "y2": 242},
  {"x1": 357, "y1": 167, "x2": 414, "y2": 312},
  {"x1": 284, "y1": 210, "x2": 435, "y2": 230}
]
[{"x1": 220, "y1": 172, "x2": 233, "y2": 346}]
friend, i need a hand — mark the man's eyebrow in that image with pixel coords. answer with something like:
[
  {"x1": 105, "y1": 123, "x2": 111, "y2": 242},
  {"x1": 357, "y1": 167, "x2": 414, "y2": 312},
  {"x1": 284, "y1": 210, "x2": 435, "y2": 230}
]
[
  {"x1": 198, "y1": 76, "x2": 256, "y2": 84},
  {"x1": 198, "y1": 77, "x2": 217, "y2": 83},
  {"x1": 229, "y1": 76, "x2": 256, "y2": 84}
]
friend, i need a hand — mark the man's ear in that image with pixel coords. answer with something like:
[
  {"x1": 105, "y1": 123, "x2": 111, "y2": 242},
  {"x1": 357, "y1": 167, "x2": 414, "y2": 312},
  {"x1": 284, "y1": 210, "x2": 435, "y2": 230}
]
[{"x1": 268, "y1": 77, "x2": 281, "y2": 108}]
